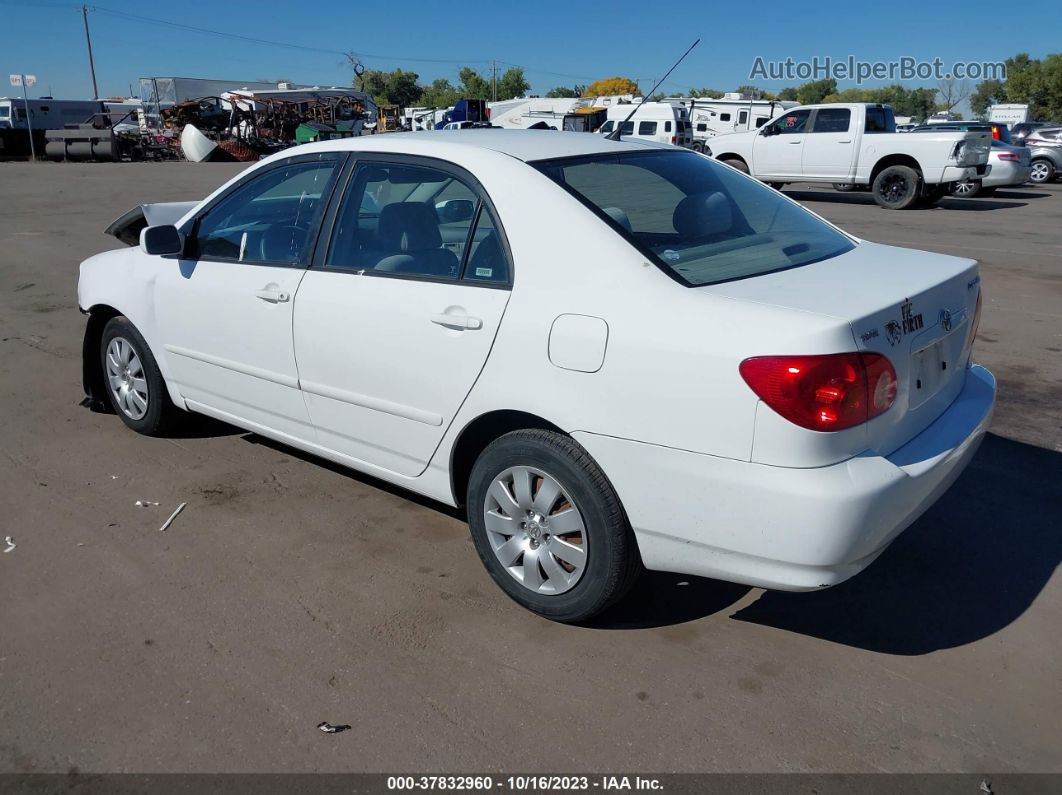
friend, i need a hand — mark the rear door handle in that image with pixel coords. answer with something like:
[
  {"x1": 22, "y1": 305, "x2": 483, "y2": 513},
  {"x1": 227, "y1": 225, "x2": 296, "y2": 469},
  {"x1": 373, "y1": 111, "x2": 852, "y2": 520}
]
[
  {"x1": 431, "y1": 314, "x2": 482, "y2": 331},
  {"x1": 788, "y1": 139, "x2": 802, "y2": 144},
  {"x1": 255, "y1": 288, "x2": 290, "y2": 303}
]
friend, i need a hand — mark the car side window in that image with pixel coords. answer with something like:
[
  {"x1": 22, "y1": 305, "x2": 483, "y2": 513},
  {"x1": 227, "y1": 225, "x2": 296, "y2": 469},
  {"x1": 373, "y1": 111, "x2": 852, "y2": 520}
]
[
  {"x1": 639, "y1": 121, "x2": 658, "y2": 135},
  {"x1": 192, "y1": 160, "x2": 339, "y2": 265},
  {"x1": 774, "y1": 109, "x2": 811, "y2": 134},
  {"x1": 462, "y1": 207, "x2": 509, "y2": 285},
  {"x1": 811, "y1": 108, "x2": 851, "y2": 133},
  {"x1": 326, "y1": 163, "x2": 479, "y2": 280}
]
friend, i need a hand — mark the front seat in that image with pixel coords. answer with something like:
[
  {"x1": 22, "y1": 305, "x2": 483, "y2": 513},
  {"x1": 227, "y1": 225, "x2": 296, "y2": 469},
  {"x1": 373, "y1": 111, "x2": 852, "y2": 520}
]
[{"x1": 373, "y1": 202, "x2": 459, "y2": 278}]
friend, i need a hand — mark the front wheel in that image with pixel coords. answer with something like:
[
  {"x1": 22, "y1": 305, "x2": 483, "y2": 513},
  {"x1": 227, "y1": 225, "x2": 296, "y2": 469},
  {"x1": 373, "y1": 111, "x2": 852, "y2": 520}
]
[
  {"x1": 1029, "y1": 158, "x2": 1055, "y2": 184},
  {"x1": 467, "y1": 430, "x2": 641, "y2": 622},
  {"x1": 872, "y1": 165, "x2": 922, "y2": 209},
  {"x1": 720, "y1": 157, "x2": 749, "y2": 174},
  {"x1": 100, "y1": 316, "x2": 180, "y2": 436},
  {"x1": 950, "y1": 180, "x2": 981, "y2": 198}
]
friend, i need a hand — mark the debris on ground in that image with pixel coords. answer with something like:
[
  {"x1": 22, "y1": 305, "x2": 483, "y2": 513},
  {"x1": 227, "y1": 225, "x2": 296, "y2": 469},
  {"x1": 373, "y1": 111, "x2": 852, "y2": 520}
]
[
  {"x1": 135, "y1": 500, "x2": 160, "y2": 507},
  {"x1": 3, "y1": 537, "x2": 14, "y2": 553},
  {"x1": 317, "y1": 722, "x2": 350, "y2": 734},
  {"x1": 158, "y1": 503, "x2": 187, "y2": 532}
]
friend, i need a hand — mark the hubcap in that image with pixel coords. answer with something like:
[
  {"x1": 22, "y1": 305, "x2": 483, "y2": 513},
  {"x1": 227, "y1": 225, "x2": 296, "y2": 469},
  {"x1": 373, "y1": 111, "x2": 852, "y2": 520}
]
[
  {"x1": 954, "y1": 181, "x2": 975, "y2": 196},
  {"x1": 1030, "y1": 162, "x2": 1049, "y2": 182},
  {"x1": 483, "y1": 466, "x2": 587, "y2": 595},
  {"x1": 105, "y1": 337, "x2": 149, "y2": 420}
]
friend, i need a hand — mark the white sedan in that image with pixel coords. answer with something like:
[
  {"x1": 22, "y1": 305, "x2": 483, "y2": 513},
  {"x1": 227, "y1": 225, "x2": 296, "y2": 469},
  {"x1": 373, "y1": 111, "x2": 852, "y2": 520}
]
[{"x1": 79, "y1": 130, "x2": 995, "y2": 621}]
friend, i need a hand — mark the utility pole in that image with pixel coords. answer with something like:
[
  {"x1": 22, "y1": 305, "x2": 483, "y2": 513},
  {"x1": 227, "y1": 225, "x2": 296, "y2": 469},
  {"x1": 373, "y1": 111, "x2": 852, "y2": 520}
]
[
  {"x1": 491, "y1": 61, "x2": 497, "y2": 102},
  {"x1": 81, "y1": 5, "x2": 99, "y2": 99}
]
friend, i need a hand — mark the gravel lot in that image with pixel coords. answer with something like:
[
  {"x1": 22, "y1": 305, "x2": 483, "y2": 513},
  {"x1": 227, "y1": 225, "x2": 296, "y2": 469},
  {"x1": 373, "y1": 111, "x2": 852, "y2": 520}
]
[{"x1": 1, "y1": 161, "x2": 1059, "y2": 774}]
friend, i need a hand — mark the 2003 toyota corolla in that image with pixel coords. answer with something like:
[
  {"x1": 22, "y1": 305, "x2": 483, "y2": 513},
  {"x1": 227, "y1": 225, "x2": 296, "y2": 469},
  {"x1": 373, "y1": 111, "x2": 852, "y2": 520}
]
[{"x1": 79, "y1": 130, "x2": 995, "y2": 621}]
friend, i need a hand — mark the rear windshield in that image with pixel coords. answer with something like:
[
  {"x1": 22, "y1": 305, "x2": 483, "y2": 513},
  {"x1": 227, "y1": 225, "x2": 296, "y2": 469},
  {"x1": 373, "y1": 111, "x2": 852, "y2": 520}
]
[{"x1": 533, "y1": 150, "x2": 854, "y2": 286}]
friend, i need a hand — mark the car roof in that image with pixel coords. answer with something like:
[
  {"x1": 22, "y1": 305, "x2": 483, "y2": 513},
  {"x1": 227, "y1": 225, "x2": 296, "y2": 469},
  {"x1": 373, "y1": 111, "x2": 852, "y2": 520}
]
[{"x1": 307, "y1": 129, "x2": 666, "y2": 163}]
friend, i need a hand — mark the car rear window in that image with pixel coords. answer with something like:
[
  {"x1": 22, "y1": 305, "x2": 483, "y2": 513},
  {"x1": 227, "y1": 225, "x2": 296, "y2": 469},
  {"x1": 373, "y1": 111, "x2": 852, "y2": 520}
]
[{"x1": 533, "y1": 150, "x2": 854, "y2": 286}]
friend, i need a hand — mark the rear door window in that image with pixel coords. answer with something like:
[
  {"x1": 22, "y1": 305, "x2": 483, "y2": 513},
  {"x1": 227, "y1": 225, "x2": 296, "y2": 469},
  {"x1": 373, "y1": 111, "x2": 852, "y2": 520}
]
[
  {"x1": 638, "y1": 121, "x2": 658, "y2": 136},
  {"x1": 811, "y1": 108, "x2": 851, "y2": 133}
]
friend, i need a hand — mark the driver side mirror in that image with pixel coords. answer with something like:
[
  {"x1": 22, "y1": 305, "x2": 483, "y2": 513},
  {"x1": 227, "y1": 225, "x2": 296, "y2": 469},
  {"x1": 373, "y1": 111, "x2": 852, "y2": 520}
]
[
  {"x1": 140, "y1": 225, "x2": 184, "y2": 256},
  {"x1": 760, "y1": 125, "x2": 777, "y2": 137},
  {"x1": 435, "y1": 199, "x2": 475, "y2": 223}
]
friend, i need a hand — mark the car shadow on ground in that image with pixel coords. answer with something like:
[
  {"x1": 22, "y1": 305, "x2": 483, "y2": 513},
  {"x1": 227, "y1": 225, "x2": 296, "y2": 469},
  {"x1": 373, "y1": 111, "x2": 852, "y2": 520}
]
[
  {"x1": 988, "y1": 189, "x2": 1053, "y2": 199},
  {"x1": 784, "y1": 190, "x2": 1029, "y2": 211},
  {"x1": 729, "y1": 433, "x2": 1061, "y2": 655}
]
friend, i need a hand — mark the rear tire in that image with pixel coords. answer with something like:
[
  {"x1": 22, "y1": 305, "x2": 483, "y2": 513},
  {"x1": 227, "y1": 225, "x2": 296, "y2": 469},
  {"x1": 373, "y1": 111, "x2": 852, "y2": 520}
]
[
  {"x1": 100, "y1": 316, "x2": 180, "y2": 436},
  {"x1": 769, "y1": 182, "x2": 785, "y2": 190},
  {"x1": 872, "y1": 165, "x2": 921, "y2": 209},
  {"x1": 833, "y1": 182, "x2": 855, "y2": 192},
  {"x1": 1029, "y1": 158, "x2": 1055, "y2": 184},
  {"x1": 467, "y1": 430, "x2": 641, "y2": 623},
  {"x1": 721, "y1": 157, "x2": 749, "y2": 174}
]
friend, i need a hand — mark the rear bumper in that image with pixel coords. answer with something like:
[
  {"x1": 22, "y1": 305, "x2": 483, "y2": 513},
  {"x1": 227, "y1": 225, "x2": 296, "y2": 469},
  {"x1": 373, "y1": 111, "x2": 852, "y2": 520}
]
[
  {"x1": 575, "y1": 364, "x2": 995, "y2": 591},
  {"x1": 939, "y1": 165, "x2": 983, "y2": 182},
  {"x1": 983, "y1": 160, "x2": 1032, "y2": 187}
]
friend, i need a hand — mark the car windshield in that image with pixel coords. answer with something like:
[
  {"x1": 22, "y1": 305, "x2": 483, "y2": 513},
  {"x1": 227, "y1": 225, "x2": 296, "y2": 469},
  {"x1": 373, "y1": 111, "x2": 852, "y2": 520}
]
[{"x1": 532, "y1": 150, "x2": 854, "y2": 286}]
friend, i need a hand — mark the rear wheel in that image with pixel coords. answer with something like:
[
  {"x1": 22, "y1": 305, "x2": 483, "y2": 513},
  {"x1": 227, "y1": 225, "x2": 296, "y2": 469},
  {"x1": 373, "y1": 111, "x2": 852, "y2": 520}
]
[
  {"x1": 833, "y1": 182, "x2": 855, "y2": 192},
  {"x1": 720, "y1": 157, "x2": 749, "y2": 174},
  {"x1": 950, "y1": 180, "x2": 981, "y2": 198},
  {"x1": 467, "y1": 430, "x2": 641, "y2": 622},
  {"x1": 769, "y1": 182, "x2": 785, "y2": 190},
  {"x1": 1029, "y1": 158, "x2": 1055, "y2": 184},
  {"x1": 872, "y1": 165, "x2": 921, "y2": 209},
  {"x1": 100, "y1": 316, "x2": 180, "y2": 436}
]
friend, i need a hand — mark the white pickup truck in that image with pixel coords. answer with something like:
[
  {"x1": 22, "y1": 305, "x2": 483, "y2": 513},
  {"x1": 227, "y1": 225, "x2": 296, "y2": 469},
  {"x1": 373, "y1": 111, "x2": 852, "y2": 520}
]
[{"x1": 707, "y1": 103, "x2": 991, "y2": 209}]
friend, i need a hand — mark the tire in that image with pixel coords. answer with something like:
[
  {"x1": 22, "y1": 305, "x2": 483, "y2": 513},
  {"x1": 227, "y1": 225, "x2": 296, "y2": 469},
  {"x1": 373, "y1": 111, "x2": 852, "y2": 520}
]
[
  {"x1": 872, "y1": 165, "x2": 921, "y2": 209},
  {"x1": 833, "y1": 182, "x2": 855, "y2": 192},
  {"x1": 721, "y1": 157, "x2": 749, "y2": 174},
  {"x1": 692, "y1": 141, "x2": 704, "y2": 153},
  {"x1": 769, "y1": 182, "x2": 786, "y2": 190},
  {"x1": 950, "y1": 180, "x2": 981, "y2": 198},
  {"x1": 1029, "y1": 158, "x2": 1055, "y2": 184},
  {"x1": 100, "y1": 316, "x2": 180, "y2": 436},
  {"x1": 467, "y1": 429, "x2": 641, "y2": 622}
]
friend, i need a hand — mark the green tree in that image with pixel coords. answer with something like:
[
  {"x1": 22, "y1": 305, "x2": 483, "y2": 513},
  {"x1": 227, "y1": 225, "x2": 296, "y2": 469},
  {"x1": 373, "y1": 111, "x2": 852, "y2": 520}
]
[
  {"x1": 688, "y1": 87, "x2": 722, "y2": 98},
  {"x1": 458, "y1": 67, "x2": 492, "y2": 100},
  {"x1": 970, "y1": 80, "x2": 1006, "y2": 118},
  {"x1": 357, "y1": 68, "x2": 422, "y2": 107},
  {"x1": 545, "y1": 85, "x2": 580, "y2": 98},
  {"x1": 495, "y1": 67, "x2": 531, "y2": 101},
  {"x1": 733, "y1": 84, "x2": 776, "y2": 100},
  {"x1": 420, "y1": 78, "x2": 461, "y2": 108},
  {"x1": 777, "y1": 87, "x2": 799, "y2": 101},
  {"x1": 796, "y1": 78, "x2": 837, "y2": 105}
]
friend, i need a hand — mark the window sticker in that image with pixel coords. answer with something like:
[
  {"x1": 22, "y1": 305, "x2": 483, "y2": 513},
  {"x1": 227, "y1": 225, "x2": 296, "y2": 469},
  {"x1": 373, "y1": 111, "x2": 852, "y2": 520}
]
[{"x1": 475, "y1": 267, "x2": 493, "y2": 278}]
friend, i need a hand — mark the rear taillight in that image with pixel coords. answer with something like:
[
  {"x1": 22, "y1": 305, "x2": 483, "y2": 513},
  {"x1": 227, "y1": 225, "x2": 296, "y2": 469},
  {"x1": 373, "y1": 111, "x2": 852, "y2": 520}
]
[
  {"x1": 966, "y1": 288, "x2": 983, "y2": 352},
  {"x1": 991, "y1": 125, "x2": 1001, "y2": 140},
  {"x1": 997, "y1": 152, "x2": 1019, "y2": 161},
  {"x1": 739, "y1": 353, "x2": 897, "y2": 432},
  {"x1": 671, "y1": 136, "x2": 676, "y2": 144}
]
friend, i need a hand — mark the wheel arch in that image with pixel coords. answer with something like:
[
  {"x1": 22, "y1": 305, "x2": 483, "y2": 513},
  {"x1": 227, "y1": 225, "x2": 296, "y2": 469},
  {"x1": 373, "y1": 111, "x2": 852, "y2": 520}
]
[
  {"x1": 82, "y1": 303, "x2": 122, "y2": 411},
  {"x1": 449, "y1": 409, "x2": 565, "y2": 507},
  {"x1": 716, "y1": 153, "x2": 748, "y2": 169},
  {"x1": 870, "y1": 154, "x2": 923, "y2": 185}
]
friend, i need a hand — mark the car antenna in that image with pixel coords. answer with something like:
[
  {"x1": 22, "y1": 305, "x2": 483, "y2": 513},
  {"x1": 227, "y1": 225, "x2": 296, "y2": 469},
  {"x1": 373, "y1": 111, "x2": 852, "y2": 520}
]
[{"x1": 609, "y1": 38, "x2": 701, "y2": 141}]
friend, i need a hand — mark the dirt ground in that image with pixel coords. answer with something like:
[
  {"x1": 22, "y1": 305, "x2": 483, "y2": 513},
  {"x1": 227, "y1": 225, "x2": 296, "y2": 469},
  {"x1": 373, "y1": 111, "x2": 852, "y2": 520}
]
[{"x1": 0, "y1": 161, "x2": 1059, "y2": 773}]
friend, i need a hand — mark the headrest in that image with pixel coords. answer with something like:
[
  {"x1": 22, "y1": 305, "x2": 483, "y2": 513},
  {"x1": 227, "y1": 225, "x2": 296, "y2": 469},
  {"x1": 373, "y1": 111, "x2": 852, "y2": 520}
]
[
  {"x1": 602, "y1": 206, "x2": 632, "y2": 232},
  {"x1": 377, "y1": 202, "x2": 442, "y2": 252},
  {"x1": 672, "y1": 192, "x2": 733, "y2": 238}
]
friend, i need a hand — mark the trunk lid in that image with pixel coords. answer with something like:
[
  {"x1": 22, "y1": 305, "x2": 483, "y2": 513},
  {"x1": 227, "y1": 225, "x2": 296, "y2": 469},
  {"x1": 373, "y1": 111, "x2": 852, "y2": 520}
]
[{"x1": 704, "y1": 241, "x2": 980, "y2": 457}]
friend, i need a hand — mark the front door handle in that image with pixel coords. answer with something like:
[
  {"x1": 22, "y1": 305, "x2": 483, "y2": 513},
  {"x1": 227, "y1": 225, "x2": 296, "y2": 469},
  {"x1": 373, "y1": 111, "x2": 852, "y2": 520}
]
[
  {"x1": 255, "y1": 288, "x2": 290, "y2": 303},
  {"x1": 838, "y1": 139, "x2": 852, "y2": 143},
  {"x1": 788, "y1": 139, "x2": 802, "y2": 144},
  {"x1": 431, "y1": 314, "x2": 482, "y2": 331}
]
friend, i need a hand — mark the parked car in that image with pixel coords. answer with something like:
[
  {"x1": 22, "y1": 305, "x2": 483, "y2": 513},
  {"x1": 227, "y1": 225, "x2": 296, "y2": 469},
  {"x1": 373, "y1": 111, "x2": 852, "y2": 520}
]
[
  {"x1": 598, "y1": 102, "x2": 693, "y2": 147},
  {"x1": 80, "y1": 131, "x2": 995, "y2": 621},
  {"x1": 709, "y1": 104, "x2": 992, "y2": 209},
  {"x1": 950, "y1": 139, "x2": 1032, "y2": 197},
  {"x1": 1024, "y1": 127, "x2": 1062, "y2": 183},
  {"x1": 912, "y1": 120, "x2": 1012, "y2": 144},
  {"x1": 1011, "y1": 122, "x2": 1056, "y2": 145}
]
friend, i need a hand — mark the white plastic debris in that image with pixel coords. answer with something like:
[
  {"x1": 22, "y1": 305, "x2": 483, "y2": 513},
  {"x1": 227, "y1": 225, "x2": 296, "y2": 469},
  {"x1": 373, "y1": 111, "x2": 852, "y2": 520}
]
[
  {"x1": 317, "y1": 721, "x2": 349, "y2": 734},
  {"x1": 158, "y1": 502, "x2": 187, "y2": 532},
  {"x1": 135, "y1": 500, "x2": 160, "y2": 507},
  {"x1": 3, "y1": 536, "x2": 14, "y2": 553}
]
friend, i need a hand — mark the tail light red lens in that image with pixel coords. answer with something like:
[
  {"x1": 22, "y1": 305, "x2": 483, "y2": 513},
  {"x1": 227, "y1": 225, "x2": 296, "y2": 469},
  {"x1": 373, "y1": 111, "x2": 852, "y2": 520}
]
[
  {"x1": 991, "y1": 125, "x2": 1001, "y2": 140},
  {"x1": 997, "y1": 152, "x2": 1019, "y2": 161},
  {"x1": 739, "y1": 353, "x2": 897, "y2": 432}
]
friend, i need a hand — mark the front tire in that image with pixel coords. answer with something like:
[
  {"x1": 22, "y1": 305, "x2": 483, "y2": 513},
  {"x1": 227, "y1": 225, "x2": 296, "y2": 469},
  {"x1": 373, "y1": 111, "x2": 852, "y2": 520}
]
[
  {"x1": 100, "y1": 316, "x2": 180, "y2": 436},
  {"x1": 872, "y1": 165, "x2": 922, "y2": 209},
  {"x1": 720, "y1": 157, "x2": 749, "y2": 174},
  {"x1": 467, "y1": 430, "x2": 641, "y2": 622}
]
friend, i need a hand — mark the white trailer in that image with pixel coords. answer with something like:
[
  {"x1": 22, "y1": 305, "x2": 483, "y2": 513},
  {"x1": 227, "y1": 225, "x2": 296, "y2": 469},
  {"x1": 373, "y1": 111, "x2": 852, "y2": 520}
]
[
  {"x1": 662, "y1": 93, "x2": 797, "y2": 151},
  {"x1": 487, "y1": 95, "x2": 639, "y2": 131}
]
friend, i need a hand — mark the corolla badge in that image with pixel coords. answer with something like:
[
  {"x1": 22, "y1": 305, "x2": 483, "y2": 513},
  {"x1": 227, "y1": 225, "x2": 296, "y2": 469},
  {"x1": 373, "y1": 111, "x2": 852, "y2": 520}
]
[
  {"x1": 940, "y1": 309, "x2": 953, "y2": 333},
  {"x1": 885, "y1": 320, "x2": 903, "y2": 346}
]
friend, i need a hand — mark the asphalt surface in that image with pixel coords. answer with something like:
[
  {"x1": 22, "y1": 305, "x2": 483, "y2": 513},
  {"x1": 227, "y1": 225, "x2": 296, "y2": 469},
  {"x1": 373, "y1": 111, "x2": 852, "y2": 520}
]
[{"x1": 1, "y1": 162, "x2": 1059, "y2": 774}]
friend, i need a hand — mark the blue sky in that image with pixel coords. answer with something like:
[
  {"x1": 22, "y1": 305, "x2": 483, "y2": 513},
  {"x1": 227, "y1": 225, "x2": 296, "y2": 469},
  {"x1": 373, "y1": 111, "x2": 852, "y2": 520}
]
[{"x1": 2, "y1": 0, "x2": 1059, "y2": 101}]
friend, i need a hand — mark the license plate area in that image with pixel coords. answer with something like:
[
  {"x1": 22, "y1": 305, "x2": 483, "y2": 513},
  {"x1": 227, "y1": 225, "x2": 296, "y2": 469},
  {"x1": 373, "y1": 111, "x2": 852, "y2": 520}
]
[{"x1": 910, "y1": 337, "x2": 952, "y2": 408}]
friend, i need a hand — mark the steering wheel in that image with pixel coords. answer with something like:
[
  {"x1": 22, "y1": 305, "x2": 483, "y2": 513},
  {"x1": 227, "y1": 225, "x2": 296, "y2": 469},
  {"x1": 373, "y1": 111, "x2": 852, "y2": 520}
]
[{"x1": 258, "y1": 224, "x2": 309, "y2": 263}]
